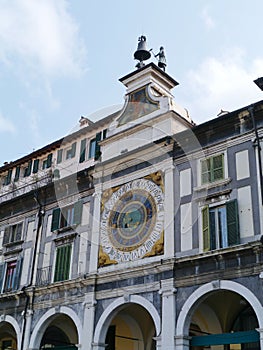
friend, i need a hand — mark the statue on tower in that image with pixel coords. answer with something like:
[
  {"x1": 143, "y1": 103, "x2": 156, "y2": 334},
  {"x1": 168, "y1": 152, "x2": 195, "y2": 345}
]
[{"x1": 155, "y1": 46, "x2": 166, "y2": 71}]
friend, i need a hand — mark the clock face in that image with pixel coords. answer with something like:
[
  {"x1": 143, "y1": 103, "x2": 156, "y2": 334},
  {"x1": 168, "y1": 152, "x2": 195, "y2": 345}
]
[{"x1": 100, "y1": 178, "x2": 164, "y2": 264}]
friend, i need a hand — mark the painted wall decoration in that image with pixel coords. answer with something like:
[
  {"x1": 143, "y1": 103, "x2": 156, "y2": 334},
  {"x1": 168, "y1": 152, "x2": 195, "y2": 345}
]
[{"x1": 117, "y1": 86, "x2": 160, "y2": 126}]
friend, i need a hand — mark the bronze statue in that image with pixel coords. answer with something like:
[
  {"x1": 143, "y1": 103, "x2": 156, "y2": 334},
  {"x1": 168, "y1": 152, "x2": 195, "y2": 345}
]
[{"x1": 155, "y1": 46, "x2": 166, "y2": 71}]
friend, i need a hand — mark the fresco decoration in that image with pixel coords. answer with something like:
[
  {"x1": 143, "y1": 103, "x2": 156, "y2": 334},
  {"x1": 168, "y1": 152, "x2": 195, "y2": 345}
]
[
  {"x1": 117, "y1": 86, "x2": 160, "y2": 126},
  {"x1": 99, "y1": 172, "x2": 164, "y2": 267}
]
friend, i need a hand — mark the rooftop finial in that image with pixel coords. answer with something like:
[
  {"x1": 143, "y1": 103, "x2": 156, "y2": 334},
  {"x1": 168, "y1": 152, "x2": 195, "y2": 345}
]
[{"x1": 134, "y1": 35, "x2": 151, "y2": 69}]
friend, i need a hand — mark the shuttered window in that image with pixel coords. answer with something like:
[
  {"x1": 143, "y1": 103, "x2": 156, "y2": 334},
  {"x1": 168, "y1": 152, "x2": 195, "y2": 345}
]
[
  {"x1": 14, "y1": 166, "x2": 20, "y2": 182},
  {"x1": 51, "y1": 201, "x2": 83, "y2": 231},
  {"x1": 54, "y1": 245, "x2": 72, "y2": 282},
  {"x1": 3, "y1": 223, "x2": 23, "y2": 245},
  {"x1": 201, "y1": 154, "x2": 224, "y2": 185},
  {"x1": 33, "y1": 159, "x2": 39, "y2": 174},
  {"x1": 202, "y1": 200, "x2": 239, "y2": 251},
  {"x1": 79, "y1": 138, "x2": 86, "y2": 163}
]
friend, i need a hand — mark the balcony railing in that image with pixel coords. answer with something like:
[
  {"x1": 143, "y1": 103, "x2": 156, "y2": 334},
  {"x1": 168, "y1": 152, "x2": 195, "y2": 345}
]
[{"x1": 36, "y1": 266, "x2": 52, "y2": 286}]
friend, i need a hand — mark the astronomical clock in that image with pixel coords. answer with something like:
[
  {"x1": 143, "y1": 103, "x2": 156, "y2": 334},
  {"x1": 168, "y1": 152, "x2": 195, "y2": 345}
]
[{"x1": 99, "y1": 172, "x2": 165, "y2": 266}]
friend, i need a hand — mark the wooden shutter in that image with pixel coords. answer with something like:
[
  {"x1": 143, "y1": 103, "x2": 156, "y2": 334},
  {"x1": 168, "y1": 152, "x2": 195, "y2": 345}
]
[
  {"x1": 5, "y1": 169, "x2": 12, "y2": 185},
  {"x1": 3, "y1": 227, "x2": 10, "y2": 245},
  {"x1": 79, "y1": 139, "x2": 86, "y2": 163},
  {"x1": 212, "y1": 154, "x2": 224, "y2": 181},
  {"x1": 16, "y1": 223, "x2": 23, "y2": 241},
  {"x1": 51, "y1": 208, "x2": 61, "y2": 231},
  {"x1": 226, "y1": 199, "x2": 240, "y2": 246},
  {"x1": 54, "y1": 245, "x2": 71, "y2": 282},
  {"x1": 14, "y1": 166, "x2": 20, "y2": 182},
  {"x1": 0, "y1": 263, "x2": 5, "y2": 293},
  {"x1": 33, "y1": 159, "x2": 39, "y2": 174},
  {"x1": 95, "y1": 132, "x2": 102, "y2": 160},
  {"x1": 73, "y1": 201, "x2": 83, "y2": 225},
  {"x1": 47, "y1": 153, "x2": 53, "y2": 168},
  {"x1": 71, "y1": 142, "x2": 76, "y2": 158},
  {"x1": 13, "y1": 257, "x2": 23, "y2": 290},
  {"x1": 202, "y1": 206, "x2": 210, "y2": 251}
]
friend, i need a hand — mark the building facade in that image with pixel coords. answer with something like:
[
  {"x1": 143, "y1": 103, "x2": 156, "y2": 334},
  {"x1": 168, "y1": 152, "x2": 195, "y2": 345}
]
[{"x1": 0, "y1": 62, "x2": 263, "y2": 350}]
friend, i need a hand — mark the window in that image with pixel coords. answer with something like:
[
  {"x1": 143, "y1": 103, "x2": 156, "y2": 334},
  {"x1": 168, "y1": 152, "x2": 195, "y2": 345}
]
[
  {"x1": 3, "y1": 169, "x2": 12, "y2": 186},
  {"x1": 79, "y1": 138, "x2": 87, "y2": 163},
  {"x1": 54, "y1": 244, "x2": 72, "y2": 282},
  {"x1": 57, "y1": 149, "x2": 63, "y2": 164},
  {"x1": 42, "y1": 153, "x2": 53, "y2": 169},
  {"x1": 88, "y1": 129, "x2": 107, "y2": 160},
  {"x1": 51, "y1": 201, "x2": 83, "y2": 231},
  {"x1": 66, "y1": 142, "x2": 76, "y2": 160},
  {"x1": 14, "y1": 166, "x2": 20, "y2": 182},
  {"x1": 24, "y1": 160, "x2": 32, "y2": 177},
  {"x1": 201, "y1": 154, "x2": 224, "y2": 185},
  {"x1": 3, "y1": 223, "x2": 23, "y2": 245},
  {"x1": 0, "y1": 258, "x2": 23, "y2": 293},
  {"x1": 202, "y1": 199, "x2": 240, "y2": 252},
  {"x1": 33, "y1": 159, "x2": 39, "y2": 174}
]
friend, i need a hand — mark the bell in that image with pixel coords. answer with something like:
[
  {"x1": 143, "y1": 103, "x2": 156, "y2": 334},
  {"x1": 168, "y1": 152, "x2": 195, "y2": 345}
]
[{"x1": 134, "y1": 35, "x2": 151, "y2": 64}]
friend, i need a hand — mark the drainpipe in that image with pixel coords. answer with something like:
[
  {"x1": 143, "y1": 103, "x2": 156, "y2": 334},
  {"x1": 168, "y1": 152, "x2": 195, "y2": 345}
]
[
  {"x1": 248, "y1": 105, "x2": 263, "y2": 205},
  {"x1": 20, "y1": 191, "x2": 45, "y2": 350}
]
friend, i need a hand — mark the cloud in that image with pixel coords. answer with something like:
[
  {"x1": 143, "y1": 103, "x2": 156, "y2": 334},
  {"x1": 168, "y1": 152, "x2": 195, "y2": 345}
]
[
  {"x1": 0, "y1": 0, "x2": 87, "y2": 78},
  {"x1": 181, "y1": 48, "x2": 263, "y2": 123},
  {"x1": 201, "y1": 6, "x2": 215, "y2": 29},
  {"x1": 0, "y1": 113, "x2": 15, "y2": 133}
]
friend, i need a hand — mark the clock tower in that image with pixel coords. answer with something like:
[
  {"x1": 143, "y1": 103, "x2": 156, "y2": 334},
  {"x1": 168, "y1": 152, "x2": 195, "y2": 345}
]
[{"x1": 89, "y1": 61, "x2": 194, "y2": 271}]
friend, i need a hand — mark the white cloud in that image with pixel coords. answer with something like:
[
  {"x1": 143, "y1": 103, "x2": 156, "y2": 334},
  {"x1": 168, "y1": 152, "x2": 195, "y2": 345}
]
[
  {"x1": 0, "y1": 0, "x2": 87, "y2": 78},
  {"x1": 201, "y1": 6, "x2": 215, "y2": 29},
  {"x1": 0, "y1": 113, "x2": 15, "y2": 133},
  {"x1": 182, "y1": 48, "x2": 263, "y2": 123}
]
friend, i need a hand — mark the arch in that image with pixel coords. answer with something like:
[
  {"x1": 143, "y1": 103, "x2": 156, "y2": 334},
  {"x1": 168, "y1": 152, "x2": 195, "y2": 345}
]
[
  {"x1": 93, "y1": 295, "x2": 161, "y2": 344},
  {"x1": 0, "y1": 315, "x2": 21, "y2": 349},
  {"x1": 176, "y1": 280, "x2": 263, "y2": 336},
  {"x1": 29, "y1": 306, "x2": 82, "y2": 349}
]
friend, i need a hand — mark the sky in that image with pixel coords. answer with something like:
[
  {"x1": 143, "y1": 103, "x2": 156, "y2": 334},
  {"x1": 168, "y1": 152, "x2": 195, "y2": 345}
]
[{"x1": 1, "y1": 0, "x2": 263, "y2": 165}]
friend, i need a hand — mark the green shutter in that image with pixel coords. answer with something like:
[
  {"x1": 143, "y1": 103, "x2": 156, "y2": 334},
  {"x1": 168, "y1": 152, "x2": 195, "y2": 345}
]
[
  {"x1": 13, "y1": 257, "x2": 23, "y2": 290},
  {"x1": 73, "y1": 201, "x2": 83, "y2": 225},
  {"x1": 202, "y1": 206, "x2": 210, "y2": 251},
  {"x1": 54, "y1": 245, "x2": 71, "y2": 282},
  {"x1": 212, "y1": 154, "x2": 224, "y2": 181},
  {"x1": 226, "y1": 199, "x2": 240, "y2": 246},
  {"x1": 95, "y1": 132, "x2": 102, "y2": 160},
  {"x1": 71, "y1": 142, "x2": 76, "y2": 158},
  {"x1": 51, "y1": 208, "x2": 61, "y2": 231},
  {"x1": 0, "y1": 262, "x2": 5, "y2": 293},
  {"x1": 57, "y1": 149, "x2": 63, "y2": 164},
  {"x1": 14, "y1": 166, "x2": 20, "y2": 182},
  {"x1": 47, "y1": 153, "x2": 53, "y2": 168},
  {"x1": 6, "y1": 169, "x2": 12, "y2": 185},
  {"x1": 33, "y1": 159, "x2": 39, "y2": 174},
  {"x1": 79, "y1": 139, "x2": 86, "y2": 163},
  {"x1": 3, "y1": 227, "x2": 10, "y2": 245}
]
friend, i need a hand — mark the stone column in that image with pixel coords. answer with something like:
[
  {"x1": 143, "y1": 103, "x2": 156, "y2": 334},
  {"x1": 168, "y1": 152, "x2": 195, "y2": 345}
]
[
  {"x1": 92, "y1": 343, "x2": 107, "y2": 350},
  {"x1": 175, "y1": 335, "x2": 191, "y2": 350},
  {"x1": 159, "y1": 278, "x2": 176, "y2": 350},
  {"x1": 256, "y1": 328, "x2": 263, "y2": 350},
  {"x1": 82, "y1": 292, "x2": 97, "y2": 350},
  {"x1": 23, "y1": 309, "x2": 34, "y2": 350}
]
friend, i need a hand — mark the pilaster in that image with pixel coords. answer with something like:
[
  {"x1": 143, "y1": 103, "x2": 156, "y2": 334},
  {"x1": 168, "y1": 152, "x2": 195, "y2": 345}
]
[{"x1": 159, "y1": 278, "x2": 177, "y2": 350}]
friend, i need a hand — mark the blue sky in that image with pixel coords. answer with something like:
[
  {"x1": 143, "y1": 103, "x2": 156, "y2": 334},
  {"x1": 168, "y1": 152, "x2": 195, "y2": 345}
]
[{"x1": 1, "y1": 0, "x2": 263, "y2": 165}]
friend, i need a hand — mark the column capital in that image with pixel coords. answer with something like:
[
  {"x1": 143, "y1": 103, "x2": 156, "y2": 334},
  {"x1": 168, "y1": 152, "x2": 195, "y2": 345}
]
[
  {"x1": 83, "y1": 292, "x2": 97, "y2": 308},
  {"x1": 159, "y1": 278, "x2": 177, "y2": 296}
]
